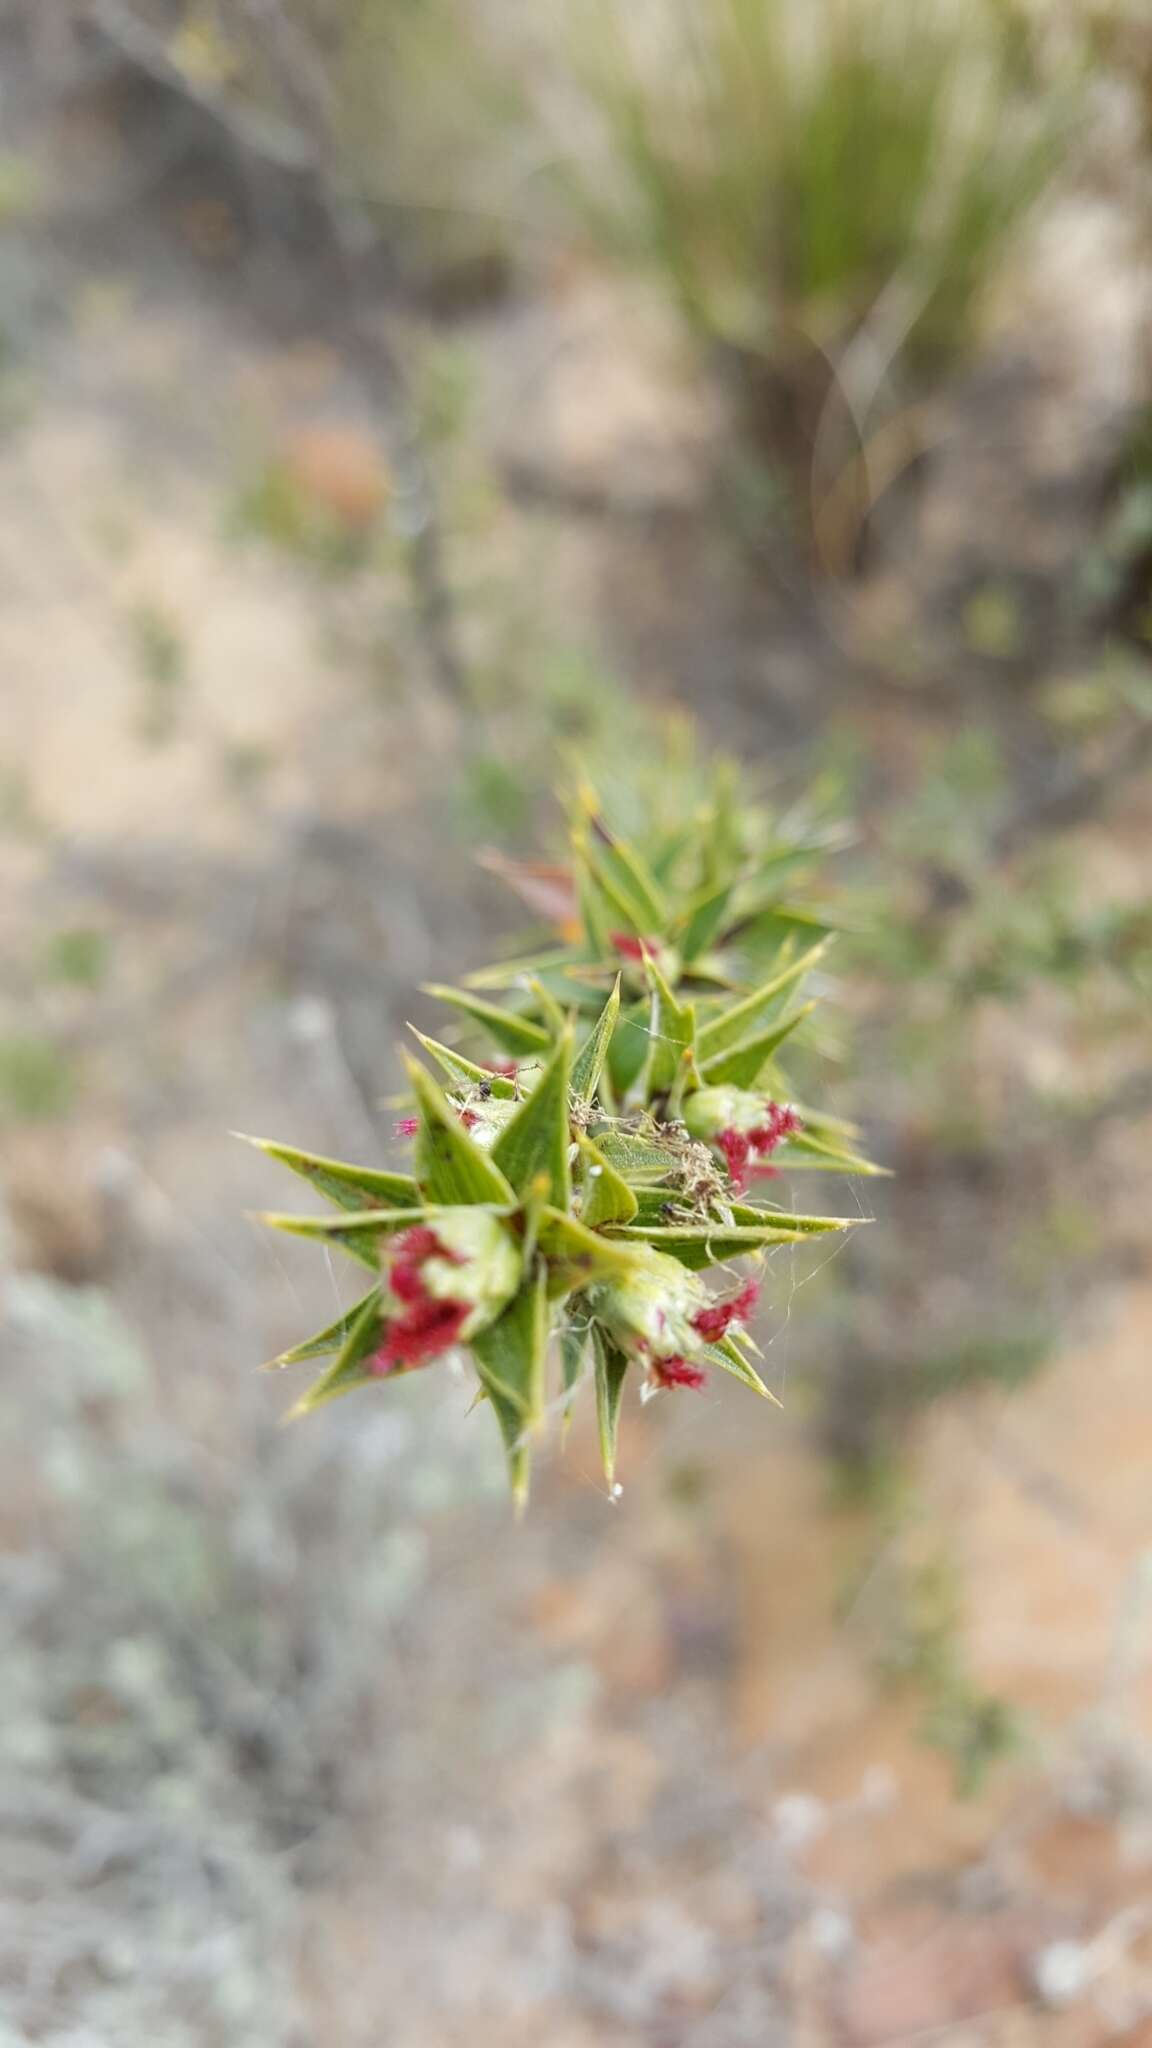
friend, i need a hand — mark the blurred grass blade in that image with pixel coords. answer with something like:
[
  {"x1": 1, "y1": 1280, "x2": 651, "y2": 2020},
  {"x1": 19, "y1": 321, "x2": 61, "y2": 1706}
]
[
  {"x1": 698, "y1": 1001, "x2": 818, "y2": 1086},
  {"x1": 423, "y1": 984, "x2": 551, "y2": 1057},
  {"x1": 677, "y1": 879, "x2": 736, "y2": 961},
  {"x1": 641, "y1": 948, "x2": 698, "y2": 1100},
  {"x1": 696, "y1": 941, "x2": 830, "y2": 1061}
]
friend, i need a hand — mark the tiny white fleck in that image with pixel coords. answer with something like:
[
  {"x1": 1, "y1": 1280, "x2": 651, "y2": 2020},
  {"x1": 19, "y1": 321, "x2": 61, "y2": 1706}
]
[
  {"x1": 612, "y1": 1482, "x2": 623, "y2": 1498},
  {"x1": 588, "y1": 1165, "x2": 603, "y2": 1177},
  {"x1": 1032, "y1": 1941, "x2": 1089, "y2": 2008}
]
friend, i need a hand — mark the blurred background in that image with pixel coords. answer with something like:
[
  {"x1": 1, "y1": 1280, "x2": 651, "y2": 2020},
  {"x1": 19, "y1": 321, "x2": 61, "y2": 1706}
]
[{"x1": 1, "y1": 3, "x2": 1151, "y2": 2042}]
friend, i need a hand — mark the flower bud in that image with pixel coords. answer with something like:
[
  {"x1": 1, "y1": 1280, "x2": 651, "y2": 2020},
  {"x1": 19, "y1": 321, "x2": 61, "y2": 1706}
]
[
  {"x1": 585, "y1": 1246, "x2": 759, "y2": 1393},
  {"x1": 374, "y1": 1210, "x2": 521, "y2": 1375},
  {"x1": 683, "y1": 1087, "x2": 801, "y2": 1190}
]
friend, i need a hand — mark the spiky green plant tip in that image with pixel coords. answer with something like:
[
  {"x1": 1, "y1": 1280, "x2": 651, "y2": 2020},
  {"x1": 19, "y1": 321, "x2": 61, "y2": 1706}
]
[{"x1": 250, "y1": 758, "x2": 879, "y2": 1501}]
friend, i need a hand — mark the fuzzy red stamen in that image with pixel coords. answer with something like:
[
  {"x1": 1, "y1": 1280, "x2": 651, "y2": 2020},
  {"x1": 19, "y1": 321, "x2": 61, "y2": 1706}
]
[
  {"x1": 459, "y1": 1108, "x2": 479, "y2": 1131},
  {"x1": 651, "y1": 1354, "x2": 708, "y2": 1391},
  {"x1": 691, "y1": 1278, "x2": 761, "y2": 1344},
  {"x1": 374, "y1": 1227, "x2": 469, "y2": 1371},
  {"x1": 749, "y1": 1104, "x2": 802, "y2": 1158},
  {"x1": 394, "y1": 1118, "x2": 420, "y2": 1138},
  {"x1": 373, "y1": 1296, "x2": 469, "y2": 1373},
  {"x1": 717, "y1": 1127, "x2": 751, "y2": 1191},
  {"x1": 388, "y1": 1226, "x2": 462, "y2": 1304},
  {"x1": 390, "y1": 1234, "x2": 439, "y2": 1304}
]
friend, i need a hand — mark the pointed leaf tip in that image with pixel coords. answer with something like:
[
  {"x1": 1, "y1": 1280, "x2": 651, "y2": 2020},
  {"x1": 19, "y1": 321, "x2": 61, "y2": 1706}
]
[{"x1": 490, "y1": 1027, "x2": 573, "y2": 1204}]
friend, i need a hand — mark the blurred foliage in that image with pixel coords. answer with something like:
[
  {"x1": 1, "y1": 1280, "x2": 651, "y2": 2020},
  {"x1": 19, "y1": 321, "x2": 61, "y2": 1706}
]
[
  {"x1": 0, "y1": 1270, "x2": 496, "y2": 2043},
  {"x1": 847, "y1": 1538, "x2": 1025, "y2": 1797},
  {"x1": 139, "y1": 0, "x2": 523, "y2": 290},
  {"x1": 127, "y1": 598, "x2": 189, "y2": 744},
  {"x1": 42, "y1": 925, "x2": 113, "y2": 989},
  {"x1": 0, "y1": 1034, "x2": 78, "y2": 1122},
  {"x1": 555, "y1": 0, "x2": 1080, "y2": 529}
]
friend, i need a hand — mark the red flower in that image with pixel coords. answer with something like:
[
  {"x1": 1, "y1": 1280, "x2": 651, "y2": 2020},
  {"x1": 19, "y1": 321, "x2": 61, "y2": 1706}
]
[
  {"x1": 691, "y1": 1278, "x2": 760, "y2": 1345},
  {"x1": 716, "y1": 1105, "x2": 801, "y2": 1191},
  {"x1": 373, "y1": 1297, "x2": 469, "y2": 1373},
  {"x1": 749, "y1": 1104, "x2": 802, "y2": 1157},
  {"x1": 372, "y1": 1227, "x2": 468, "y2": 1374},
  {"x1": 650, "y1": 1354, "x2": 708, "y2": 1391},
  {"x1": 610, "y1": 931, "x2": 658, "y2": 963}
]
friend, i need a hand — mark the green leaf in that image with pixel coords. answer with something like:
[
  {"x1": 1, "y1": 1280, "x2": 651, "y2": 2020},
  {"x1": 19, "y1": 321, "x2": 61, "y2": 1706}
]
[
  {"x1": 775, "y1": 1131, "x2": 888, "y2": 1175},
  {"x1": 537, "y1": 1207, "x2": 637, "y2": 1290},
  {"x1": 463, "y1": 947, "x2": 581, "y2": 991},
  {"x1": 602, "y1": 1216, "x2": 855, "y2": 1268},
  {"x1": 677, "y1": 880, "x2": 735, "y2": 962},
  {"x1": 640, "y1": 949, "x2": 698, "y2": 1100},
  {"x1": 471, "y1": 1261, "x2": 549, "y2": 1427},
  {"x1": 288, "y1": 1289, "x2": 386, "y2": 1416},
  {"x1": 257, "y1": 1205, "x2": 434, "y2": 1270},
  {"x1": 593, "y1": 1129, "x2": 679, "y2": 1178},
  {"x1": 731, "y1": 905, "x2": 838, "y2": 965},
  {"x1": 559, "y1": 1317, "x2": 589, "y2": 1428},
  {"x1": 577, "y1": 1135, "x2": 639, "y2": 1228},
  {"x1": 407, "y1": 1028, "x2": 518, "y2": 1098},
  {"x1": 406, "y1": 1058, "x2": 516, "y2": 1205},
  {"x1": 794, "y1": 1106, "x2": 865, "y2": 1142},
  {"x1": 266, "y1": 1287, "x2": 382, "y2": 1366},
  {"x1": 707, "y1": 1333, "x2": 780, "y2": 1404},
  {"x1": 529, "y1": 976, "x2": 567, "y2": 1035},
  {"x1": 586, "y1": 822, "x2": 668, "y2": 934},
  {"x1": 571, "y1": 976, "x2": 621, "y2": 1101},
  {"x1": 593, "y1": 1325, "x2": 630, "y2": 1483},
  {"x1": 606, "y1": 998, "x2": 652, "y2": 1095},
  {"x1": 422, "y1": 985, "x2": 551, "y2": 1058},
  {"x1": 729, "y1": 1202, "x2": 864, "y2": 1233},
  {"x1": 696, "y1": 941, "x2": 830, "y2": 1061},
  {"x1": 236, "y1": 1134, "x2": 419, "y2": 1213},
  {"x1": 491, "y1": 1027, "x2": 573, "y2": 1204},
  {"x1": 698, "y1": 1001, "x2": 817, "y2": 1087},
  {"x1": 482, "y1": 1379, "x2": 534, "y2": 1513},
  {"x1": 574, "y1": 852, "x2": 640, "y2": 942},
  {"x1": 626, "y1": 1185, "x2": 684, "y2": 1223},
  {"x1": 575, "y1": 854, "x2": 616, "y2": 959}
]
